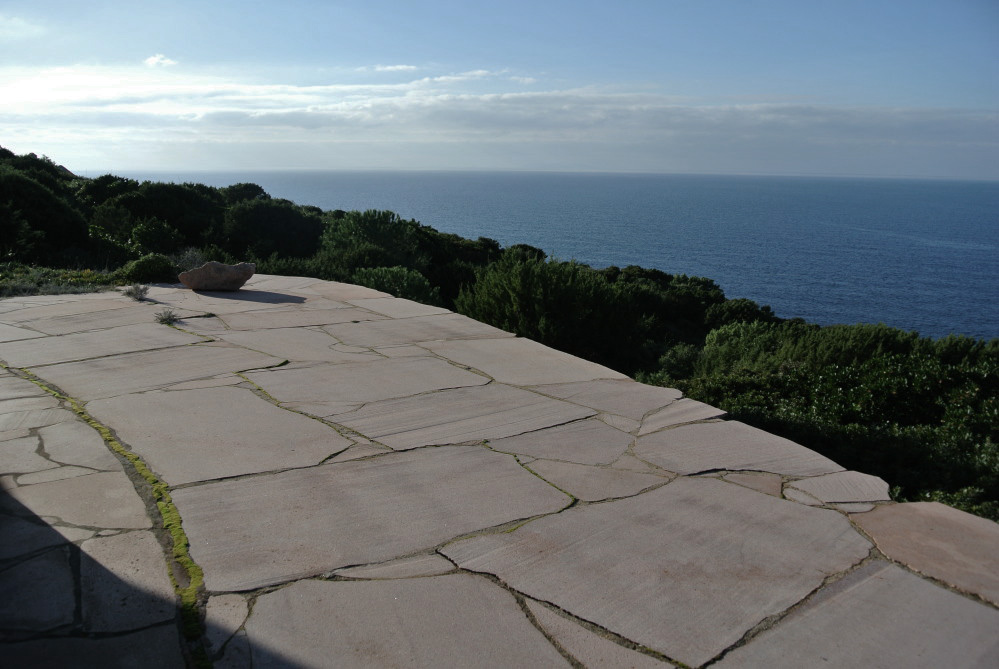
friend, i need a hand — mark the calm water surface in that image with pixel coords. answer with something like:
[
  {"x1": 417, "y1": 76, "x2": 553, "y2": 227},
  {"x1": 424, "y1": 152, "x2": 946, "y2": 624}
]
[{"x1": 124, "y1": 170, "x2": 999, "y2": 340}]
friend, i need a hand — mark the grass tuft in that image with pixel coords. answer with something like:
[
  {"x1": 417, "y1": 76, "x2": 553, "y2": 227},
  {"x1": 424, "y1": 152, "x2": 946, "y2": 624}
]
[
  {"x1": 122, "y1": 283, "x2": 150, "y2": 301},
  {"x1": 155, "y1": 308, "x2": 179, "y2": 325}
]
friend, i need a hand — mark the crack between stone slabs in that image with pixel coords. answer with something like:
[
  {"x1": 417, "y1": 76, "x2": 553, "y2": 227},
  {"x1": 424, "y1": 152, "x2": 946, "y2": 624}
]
[
  {"x1": 7, "y1": 340, "x2": 215, "y2": 370},
  {"x1": 844, "y1": 510, "x2": 999, "y2": 611},
  {"x1": 701, "y1": 549, "x2": 885, "y2": 667},
  {"x1": 2, "y1": 366, "x2": 209, "y2": 653},
  {"x1": 235, "y1": 371, "x2": 378, "y2": 446},
  {"x1": 3, "y1": 619, "x2": 184, "y2": 646},
  {"x1": 456, "y1": 565, "x2": 685, "y2": 669}
]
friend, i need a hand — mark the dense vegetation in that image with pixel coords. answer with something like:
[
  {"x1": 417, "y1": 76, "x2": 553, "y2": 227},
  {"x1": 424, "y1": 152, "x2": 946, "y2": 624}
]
[{"x1": 2, "y1": 146, "x2": 996, "y2": 521}]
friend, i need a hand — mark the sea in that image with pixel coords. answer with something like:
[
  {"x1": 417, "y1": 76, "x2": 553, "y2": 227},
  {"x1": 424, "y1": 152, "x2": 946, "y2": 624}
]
[{"x1": 122, "y1": 170, "x2": 999, "y2": 341}]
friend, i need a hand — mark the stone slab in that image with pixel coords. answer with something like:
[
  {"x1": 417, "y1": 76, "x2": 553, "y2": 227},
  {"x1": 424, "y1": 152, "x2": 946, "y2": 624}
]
[
  {"x1": 0, "y1": 322, "x2": 45, "y2": 342},
  {"x1": 39, "y1": 420, "x2": 121, "y2": 471},
  {"x1": 0, "y1": 547, "x2": 76, "y2": 632},
  {"x1": 526, "y1": 599, "x2": 671, "y2": 668},
  {"x1": 325, "y1": 312, "x2": 514, "y2": 347},
  {"x1": 527, "y1": 460, "x2": 667, "y2": 501},
  {"x1": 442, "y1": 477, "x2": 871, "y2": 667},
  {"x1": 347, "y1": 297, "x2": 452, "y2": 318},
  {"x1": 1, "y1": 297, "x2": 135, "y2": 324},
  {"x1": 217, "y1": 306, "x2": 383, "y2": 331},
  {"x1": 0, "y1": 623, "x2": 185, "y2": 667},
  {"x1": 245, "y1": 357, "x2": 489, "y2": 414},
  {"x1": 204, "y1": 594, "x2": 249, "y2": 655},
  {"x1": 424, "y1": 337, "x2": 628, "y2": 385},
  {"x1": 173, "y1": 445, "x2": 571, "y2": 591},
  {"x1": 17, "y1": 466, "x2": 97, "y2": 485},
  {"x1": 635, "y1": 420, "x2": 844, "y2": 477},
  {"x1": 787, "y1": 469, "x2": 891, "y2": 503},
  {"x1": 217, "y1": 327, "x2": 380, "y2": 363},
  {"x1": 0, "y1": 516, "x2": 80, "y2": 560},
  {"x1": 486, "y1": 417, "x2": 634, "y2": 465},
  {"x1": 80, "y1": 531, "x2": 177, "y2": 632},
  {"x1": 611, "y1": 452, "x2": 666, "y2": 475},
  {"x1": 638, "y1": 398, "x2": 727, "y2": 435},
  {"x1": 295, "y1": 278, "x2": 391, "y2": 301},
  {"x1": 716, "y1": 561, "x2": 999, "y2": 668},
  {"x1": 1, "y1": 434, "x2": 57, "y2": 474},
  {"x1": 0, "y1": 375, "x2": 49, "y2": 400},
  {"x1": 0, "y1": 395, "x2": 60, "y2": 412},
  {"x1": 851, "y1": 502, "x2": 999, "y2": 606},
  {"x1": 87, "y1": 387, "x2": 352, "y2": 485},
  {"x1": 328, "y1": 444, "x2": 392, "y2": 463},
  {"x1": 0, "y1": 407, "x2": 74, "y2": 432},
  {"x1": 0, "y1": 322, "x2": 203, "y2": 368},
  {"x1": 333, "y1": 384, "x2": 595, "y2": 450},
  {"x1": 723, "y1": 471, "x2": 784, "y2": 497},
  {"x1": 147, "y1": 289, "x2": 306, "y2": 316},
  {"x1": 244, "y1": 576, "x2": 570, "y2": 668},
  {"x1": 34, "y1": 343, "x2": 282, "y2": 400},
  {"x1": 28, "y1": 304, "x2": 189, "y2": 336},
  {"x1": 333, "y1": 553, "x2": 456, "y2": 580},
  {"x1": 783, "y1": 486, "x2": 823, "y2": 506},
  {"x1": 531, "y1": 379, "x2": 684, "y2": 421},
  {"x1": 6, "y1": 471, "x2": 151, "y2": 529}
]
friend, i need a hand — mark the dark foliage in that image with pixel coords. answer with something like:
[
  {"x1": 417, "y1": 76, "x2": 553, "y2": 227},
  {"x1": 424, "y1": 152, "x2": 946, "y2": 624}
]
[{"x1": 2, "y1": 142, "x2": 995, "y2": 521}]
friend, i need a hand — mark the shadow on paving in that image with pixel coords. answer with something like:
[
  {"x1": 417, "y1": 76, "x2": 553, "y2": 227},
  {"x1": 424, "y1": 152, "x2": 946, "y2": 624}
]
[
  {"x1": 0, "y1": 488, "x2": 305, "y2": 668},
  {"x1": 181, "y1": 289, "x2": 307, "y2": 305}
]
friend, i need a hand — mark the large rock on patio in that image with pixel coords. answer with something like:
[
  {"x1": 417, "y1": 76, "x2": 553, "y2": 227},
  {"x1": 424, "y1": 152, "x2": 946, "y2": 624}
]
[{"x1": 179, "y1": 261, "x2": 255, "y2": 291}]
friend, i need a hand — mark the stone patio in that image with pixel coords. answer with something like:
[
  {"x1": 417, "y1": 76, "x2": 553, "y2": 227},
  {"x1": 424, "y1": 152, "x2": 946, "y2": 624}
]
[{"x1": 2, "y1": 275, "x2": 997, "y2": 667}]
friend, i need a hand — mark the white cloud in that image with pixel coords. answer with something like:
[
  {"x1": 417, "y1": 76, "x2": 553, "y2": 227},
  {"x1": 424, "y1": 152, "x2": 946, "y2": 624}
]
[
  {"x1": 144, "y1": 54, "x2": 178, "y2": 67},
  {"x1": 0, "y1": 61, "x2": 994, "y2": 177},
  {"x1": 0, "y1": 14, "x2": 46, "y2": 40},
  {"x1": 373, "y1": 64, "x2": 418, "y2": 72}
]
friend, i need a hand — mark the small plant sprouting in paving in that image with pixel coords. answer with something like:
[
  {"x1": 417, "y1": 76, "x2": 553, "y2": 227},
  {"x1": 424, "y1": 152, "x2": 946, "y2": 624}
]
[
  {"x1": 155, "y1": 308, "x2": 179, "y2": 325},
  {"x1": 122, "y1": 283, "x2": 149, "y2": 301}
]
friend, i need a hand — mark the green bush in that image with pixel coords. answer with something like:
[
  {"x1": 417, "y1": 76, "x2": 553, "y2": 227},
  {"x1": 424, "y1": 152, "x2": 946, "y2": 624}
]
[
  {"x1": 113, "y1": 253, "x2": 179, "y2": 284},
  {"x1": 352, "y1": 266, "x2": 442, "y2": 305},
  {"x1": 646, "y1": 320, "x2": 999, "y2": 520}
]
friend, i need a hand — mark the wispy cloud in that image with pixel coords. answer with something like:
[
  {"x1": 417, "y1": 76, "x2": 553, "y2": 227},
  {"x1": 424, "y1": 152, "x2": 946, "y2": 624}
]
[
  {"x1": 373, "y1": 64, "x2": 418, "y2": 72},
  {"x1": 1, "y1": 61, "x2": 994, "y2": 177},
  {"x1": 0, "y1": 14, "x2": 46, "y2": 40},
  {"x1": 144, "y1": 54, "x2": 178, "y2": 67}
]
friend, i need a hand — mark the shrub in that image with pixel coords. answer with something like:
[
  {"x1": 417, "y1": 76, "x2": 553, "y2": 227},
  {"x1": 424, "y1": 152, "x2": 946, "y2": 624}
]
[
  {"x1": 155, "y1": 308, "x2": 179, "y2": 325},
  {"x1": 122, "y1": 284, "x2": 149, "y2": 301},
  {"x1": 351, "y1": 266, "x2": 442, "y2": 305},
  {"x1": 113, "y1": 253, "x2": 179, "y2": 284}
]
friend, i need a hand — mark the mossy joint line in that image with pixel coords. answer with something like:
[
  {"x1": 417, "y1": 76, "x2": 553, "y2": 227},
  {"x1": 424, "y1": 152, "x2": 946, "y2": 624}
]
[{"x1": 9, "y1": 365, "x2": 206, "y2": 647}]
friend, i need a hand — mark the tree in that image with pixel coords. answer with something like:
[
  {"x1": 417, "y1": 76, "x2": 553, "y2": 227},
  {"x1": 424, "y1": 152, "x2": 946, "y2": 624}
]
[{"x1": 221, "y1": 199, "x2": 323, "y2": 258}]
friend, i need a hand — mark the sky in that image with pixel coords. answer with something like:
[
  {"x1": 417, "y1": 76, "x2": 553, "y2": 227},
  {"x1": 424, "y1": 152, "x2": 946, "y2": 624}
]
[{"x1": 1, "y1": 0, "x2": 997, "y2": 178}]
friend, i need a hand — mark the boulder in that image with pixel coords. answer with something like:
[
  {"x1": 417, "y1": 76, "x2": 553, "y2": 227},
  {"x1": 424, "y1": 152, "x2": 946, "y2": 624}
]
[{"x1": 179, "y1": 262, "x2": 255, "y2": 291}]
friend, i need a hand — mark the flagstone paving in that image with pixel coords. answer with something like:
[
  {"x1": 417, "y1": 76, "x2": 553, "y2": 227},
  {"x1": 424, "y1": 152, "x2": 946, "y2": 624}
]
[{"x1": 2, "y1": 274, "x2": 998, "y2": 667}]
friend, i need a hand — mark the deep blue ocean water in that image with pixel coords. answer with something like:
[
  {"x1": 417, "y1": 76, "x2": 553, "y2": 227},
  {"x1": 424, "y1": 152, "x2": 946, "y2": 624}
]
[{"x1": 125, "y1": 170, "x2": 999, "y2": 340}]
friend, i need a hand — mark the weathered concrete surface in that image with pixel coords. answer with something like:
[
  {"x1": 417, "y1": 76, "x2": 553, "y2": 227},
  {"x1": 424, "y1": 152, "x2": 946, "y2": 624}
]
[
  {"x1": 787, "y1": 469, "x2": 891, "y2": 504},
  {"x1": 3, "y1": 274, "x2": 997, "y2": 667},
  {"x1": 443, "y1": 477, "x2": 871, "y2": 667},
  {"x1": 244, "y1": 576, "x2": 571, "y2": 668},
  {"x1": 332, "y1": 383, "x2": 596, "y2": 450},
  {"x1": 174, "y1": 446, "x2": 571, "y2": 591},
  {"x1": 526, "y1": 599, "x2": 673, "y2": 668},
  {"x1": 87, "y1": 386, "x2": 353, "y2": 485},
  {"x1": 0, "y1": 362, "x2": 183, "y2": 661},
  {"x1": 853, "y1": 502, "x2": 999, "y2": 606},
  {"x1": 716, "y1": 561, "x2": 999, "y2": 668},
  {"x1": 486, "y1": 417, "x2": 634, "y2": 465},
  {"x1": 636, "y1": 419, "x2": 845, "y2": 477}
]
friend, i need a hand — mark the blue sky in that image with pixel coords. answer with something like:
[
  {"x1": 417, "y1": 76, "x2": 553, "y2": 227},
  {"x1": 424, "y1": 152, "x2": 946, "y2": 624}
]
[{"x1": 1, "y1": 0, "x2": 996, "y2": 178}]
